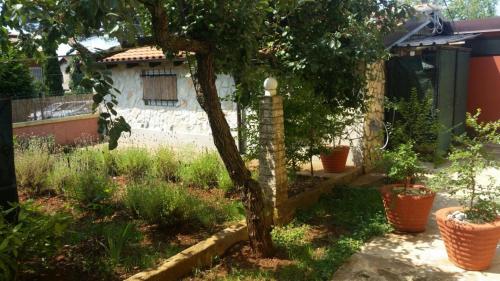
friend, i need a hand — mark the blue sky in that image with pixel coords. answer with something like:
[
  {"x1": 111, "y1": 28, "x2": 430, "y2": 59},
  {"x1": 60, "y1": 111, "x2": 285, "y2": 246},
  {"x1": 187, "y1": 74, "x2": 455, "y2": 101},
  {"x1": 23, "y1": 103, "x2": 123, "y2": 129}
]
[{"x1": 497, "y1": 0, "x2": 500, "y2": 15}]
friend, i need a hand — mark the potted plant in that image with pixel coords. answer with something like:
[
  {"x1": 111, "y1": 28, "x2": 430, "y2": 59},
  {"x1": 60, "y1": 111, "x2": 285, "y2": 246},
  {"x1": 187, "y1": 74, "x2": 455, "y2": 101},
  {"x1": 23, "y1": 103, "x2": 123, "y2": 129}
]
[
  {"x1": 431, "y1": 110, "x2": 499, "y2": 271},
  {"x1": 319, "y1": 112, "x2": 357, "y2": 173},
  {"x1": 380, "y1": 142, "x2": 436, "y2": 232},
  {"x1": 319, "y1": 145, "x2": 350, "y2": 173}
]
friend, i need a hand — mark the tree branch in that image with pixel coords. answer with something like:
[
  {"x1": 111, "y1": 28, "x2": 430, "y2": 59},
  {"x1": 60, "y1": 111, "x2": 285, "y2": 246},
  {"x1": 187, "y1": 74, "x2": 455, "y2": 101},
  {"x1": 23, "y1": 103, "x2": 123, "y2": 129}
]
[
  {"x1": 137, "y1": 0, "x2": 210, "y2": 54},
  {"x1": 68, "y1": 38, "x2": 124, "y2": 61}
]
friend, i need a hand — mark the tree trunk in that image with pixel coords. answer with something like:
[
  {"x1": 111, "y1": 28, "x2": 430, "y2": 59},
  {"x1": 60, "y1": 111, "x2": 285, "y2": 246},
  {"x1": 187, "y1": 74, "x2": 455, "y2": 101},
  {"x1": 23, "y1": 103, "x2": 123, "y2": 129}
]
[{"x1": 195, "y1": 52, "x2": 274, "y2": 257}]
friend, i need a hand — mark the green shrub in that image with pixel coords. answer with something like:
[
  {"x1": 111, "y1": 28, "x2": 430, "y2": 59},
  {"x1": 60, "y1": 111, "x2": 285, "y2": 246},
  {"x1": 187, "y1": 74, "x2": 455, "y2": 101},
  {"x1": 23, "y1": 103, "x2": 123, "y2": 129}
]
[
  {"x1": 48, "y1": 155, "x2": 73, "y2": 193},
  {"x1": 178, "y1": 151, "x2": 223, "y2": 188},
  {"x1": 15, "y1": 150, "x2": 54, "y2": 194},
  {"x1": 102, "y1": 223, "x2": 141, "y2": 266},
  {"x1": 381, "y1": 142, "x2": 424, "y2": 192},
  {"x1": 123, "y1": 182, "x2": 196, "y2": 226},
  {"x1": 65, "y1": 172, "x2": 113, "y2": 205},
  {"x1": 196, "y1": 199, "x2": 245, "y2": 227},
  {"x1": 429, "y1": 111, "x2": 500, "y2": 223},
  {"x1": 15, "y1": 137, "x2": 55, "y2": 194},
  {"x1": 102, "y1": 148, "x2": 119, "y2": 176},
  {"x1": 115, "y1": 147, "x2": 152, "y2": 179},
  {"x1": 0, "y1": 202, "x2": 70, "y2": 280},
  {"x1": 218, "y1": 169, "x2": 234, "y2": 192},
  {"x1": 123, "y1": 181, "x2": 243, "y2": 228},
  {"x1": 272, "y1": 223, "x2": 310, "y2": 257},
  {"x1": 387, "y1": 89, "x2": 441, "y2": 161},
  {"x1": 152, "y1": 146, "x2": 179, "y2": 181},
  {"x1": 51, "y1": 149, "x2": 113, "y2": 205}
]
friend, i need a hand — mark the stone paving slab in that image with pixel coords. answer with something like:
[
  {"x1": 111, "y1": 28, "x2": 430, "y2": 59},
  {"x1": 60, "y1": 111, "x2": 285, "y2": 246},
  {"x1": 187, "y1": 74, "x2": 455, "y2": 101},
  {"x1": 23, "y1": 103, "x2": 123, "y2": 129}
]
[{"x1": 332, "y1": 192, "x2": 500, "y2": 281}]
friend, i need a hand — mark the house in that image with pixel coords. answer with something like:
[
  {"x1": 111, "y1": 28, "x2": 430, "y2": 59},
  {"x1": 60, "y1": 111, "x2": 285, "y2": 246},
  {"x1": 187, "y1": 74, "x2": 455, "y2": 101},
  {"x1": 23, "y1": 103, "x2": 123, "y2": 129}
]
[
  {"x1": 100, "y1": 46, "x2": 239, "y2": 149},
  {"x1": 384, "y1": 5, "x2": 500, "y2": 151}
]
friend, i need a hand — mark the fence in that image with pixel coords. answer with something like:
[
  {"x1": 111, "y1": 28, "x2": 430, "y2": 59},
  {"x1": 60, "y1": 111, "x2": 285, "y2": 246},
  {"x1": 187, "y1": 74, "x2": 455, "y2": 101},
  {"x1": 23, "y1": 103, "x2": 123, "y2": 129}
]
[{"x1": 11, "y1": 94, "x2": 93, "y2": 123}]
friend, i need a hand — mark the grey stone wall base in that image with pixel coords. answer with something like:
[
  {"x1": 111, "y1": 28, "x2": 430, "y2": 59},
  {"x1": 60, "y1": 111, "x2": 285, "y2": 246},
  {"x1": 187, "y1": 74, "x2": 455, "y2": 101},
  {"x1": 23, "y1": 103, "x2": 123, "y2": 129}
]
[{"x1": 125, "y1": 221, "x2": 248, "y2": 281}]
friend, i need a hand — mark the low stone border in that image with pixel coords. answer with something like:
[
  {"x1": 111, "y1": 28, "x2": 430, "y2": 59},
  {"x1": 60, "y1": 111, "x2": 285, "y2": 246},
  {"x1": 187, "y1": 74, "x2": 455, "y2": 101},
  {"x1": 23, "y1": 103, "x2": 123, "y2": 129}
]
[
  {"x1": 276, "y1": 167, "x2": 362, "y2": 224},
  {"x1": 125, "y1": 221, "x2": 248, "y2": 281},
  {"x1": 126, "y1": 167, "x2": 362, "y2": 280}
]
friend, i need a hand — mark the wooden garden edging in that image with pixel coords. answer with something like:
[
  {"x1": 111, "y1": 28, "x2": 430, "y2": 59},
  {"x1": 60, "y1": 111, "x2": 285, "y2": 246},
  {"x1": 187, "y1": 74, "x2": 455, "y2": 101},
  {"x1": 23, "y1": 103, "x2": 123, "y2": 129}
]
[{"x1": 125, "y1": 221, "x2": 248, "y2": 281}]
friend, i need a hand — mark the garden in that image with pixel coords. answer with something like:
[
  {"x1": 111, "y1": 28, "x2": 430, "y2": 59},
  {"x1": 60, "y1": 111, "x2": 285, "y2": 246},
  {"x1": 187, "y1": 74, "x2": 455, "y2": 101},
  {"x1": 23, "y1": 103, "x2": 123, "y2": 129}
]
[
  {"x1": 1, "y1": 1, "x2": 500, "y2": 280},
  {"x1": 5, "y1": 139, "x2": 245, "y2": 280},
  {"x1": 4, "y1": 136, "x2": 392, "y2": 281},
  {"x1": 186, "y1": 186, "x2": 392, "y2": 281},
  {"x1": 4, "y1": 95, "x2": 498, "y2": 280}
]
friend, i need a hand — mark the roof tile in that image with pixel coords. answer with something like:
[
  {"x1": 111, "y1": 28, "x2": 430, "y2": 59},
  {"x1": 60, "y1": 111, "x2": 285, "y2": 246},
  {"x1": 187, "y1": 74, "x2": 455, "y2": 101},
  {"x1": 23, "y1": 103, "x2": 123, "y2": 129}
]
[{"x1": 101, "y1": 46, "x2": 185, "y2": 63}]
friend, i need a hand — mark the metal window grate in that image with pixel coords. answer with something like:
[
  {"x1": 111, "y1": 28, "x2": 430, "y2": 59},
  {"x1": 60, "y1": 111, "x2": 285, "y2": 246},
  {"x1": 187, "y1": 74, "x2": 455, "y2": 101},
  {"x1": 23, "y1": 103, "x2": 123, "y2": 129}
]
[{"x1": 141, "y1": 69, "x2": 178, "y2": 107}]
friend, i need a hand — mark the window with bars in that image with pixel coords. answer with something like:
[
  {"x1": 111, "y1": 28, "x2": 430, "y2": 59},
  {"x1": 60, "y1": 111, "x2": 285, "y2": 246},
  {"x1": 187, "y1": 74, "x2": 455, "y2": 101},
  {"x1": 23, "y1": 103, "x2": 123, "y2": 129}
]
[{"x1": 141, "y1": 70, "x2": 178, "y2": 106}]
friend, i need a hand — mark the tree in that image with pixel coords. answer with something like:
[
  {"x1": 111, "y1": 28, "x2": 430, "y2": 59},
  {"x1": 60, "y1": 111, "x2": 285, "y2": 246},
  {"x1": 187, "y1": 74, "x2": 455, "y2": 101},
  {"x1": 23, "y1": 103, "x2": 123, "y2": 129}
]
[
  {"x1": 2, "y1": 0, "x2": 408, "y2": 257},
  {"x1": 66, "y1": 57, "x2": 88, "y2": 95},
  {"x1": 0, "y1": 45, "x2": 36, "y2": 99},
  {"x1": 42, "y1": 49, "x2": 64, "y2": 96},
  {"x1": 401, "y1": 0, "x2": 497, "y2": 20}
]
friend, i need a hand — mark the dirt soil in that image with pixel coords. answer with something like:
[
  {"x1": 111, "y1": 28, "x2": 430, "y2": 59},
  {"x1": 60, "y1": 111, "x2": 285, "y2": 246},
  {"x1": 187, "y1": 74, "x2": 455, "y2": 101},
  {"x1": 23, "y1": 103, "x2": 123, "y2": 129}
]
[
  {"x1": 184, "y1": 219, "x2": 346, "y2": 281},
  {"x1": 17, "y1": 185, "x2": 233, "y2": 281}
]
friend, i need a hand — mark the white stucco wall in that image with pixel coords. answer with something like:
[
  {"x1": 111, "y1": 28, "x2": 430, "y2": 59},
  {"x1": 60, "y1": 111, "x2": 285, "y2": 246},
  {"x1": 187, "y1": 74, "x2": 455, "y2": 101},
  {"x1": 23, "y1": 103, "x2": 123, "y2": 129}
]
[{"x1": 108, "y1": 61, "x2": 238, "y2": 149}]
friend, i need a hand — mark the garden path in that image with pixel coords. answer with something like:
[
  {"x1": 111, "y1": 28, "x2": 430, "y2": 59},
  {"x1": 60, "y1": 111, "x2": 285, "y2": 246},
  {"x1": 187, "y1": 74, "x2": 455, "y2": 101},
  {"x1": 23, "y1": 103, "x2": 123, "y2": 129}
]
[{"x1": 332, "y1": 168, "x2": 500, "y2": 281}]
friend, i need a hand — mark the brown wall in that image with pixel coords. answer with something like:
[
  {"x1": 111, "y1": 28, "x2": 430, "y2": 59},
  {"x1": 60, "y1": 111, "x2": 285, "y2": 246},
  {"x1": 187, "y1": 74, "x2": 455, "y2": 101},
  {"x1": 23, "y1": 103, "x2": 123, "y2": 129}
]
[
  {"x1": 467, "y1": 56, "x2": 500, "y2": 123},
  {"x1": 13, "y1": 114, "x2": 99, "y2": 146}
]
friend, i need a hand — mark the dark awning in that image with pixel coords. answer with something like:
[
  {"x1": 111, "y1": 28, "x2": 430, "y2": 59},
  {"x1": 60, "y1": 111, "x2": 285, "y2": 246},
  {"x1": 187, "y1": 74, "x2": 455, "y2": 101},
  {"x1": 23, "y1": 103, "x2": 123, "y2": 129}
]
[{"x1": 395, "y1": 33, "x2": 480, "y2": 48}]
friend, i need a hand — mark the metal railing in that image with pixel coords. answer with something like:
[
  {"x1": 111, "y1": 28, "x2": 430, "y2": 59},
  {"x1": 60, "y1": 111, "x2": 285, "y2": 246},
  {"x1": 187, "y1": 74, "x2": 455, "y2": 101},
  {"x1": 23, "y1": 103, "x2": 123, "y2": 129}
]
[{"x1": 11, "y1": 94, "x2": 94, "y2": 123}]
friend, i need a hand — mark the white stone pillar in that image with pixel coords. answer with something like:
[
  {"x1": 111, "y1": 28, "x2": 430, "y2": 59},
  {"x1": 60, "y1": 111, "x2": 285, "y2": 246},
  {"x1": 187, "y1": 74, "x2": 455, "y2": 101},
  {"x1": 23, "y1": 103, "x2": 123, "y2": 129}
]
[
  {"x1": 259, "y1": 78, "x2": 289, "y2": 224},
  {"x1": 363, "y1": 61, "x2": 386, "y2": 172}
]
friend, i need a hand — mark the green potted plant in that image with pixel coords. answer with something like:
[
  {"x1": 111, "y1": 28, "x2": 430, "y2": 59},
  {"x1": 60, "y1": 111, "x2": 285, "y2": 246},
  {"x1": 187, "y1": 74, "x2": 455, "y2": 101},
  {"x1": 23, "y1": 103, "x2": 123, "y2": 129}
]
[
  {"x1": 432, "y1": 110, "x2": 499, "y2": 271},
  {"x1": 319, "y1": 112, "x2": 358, "y2": 173},
  {"x1": 380, "y1": 142, "x2": 436, "y2": 232}
]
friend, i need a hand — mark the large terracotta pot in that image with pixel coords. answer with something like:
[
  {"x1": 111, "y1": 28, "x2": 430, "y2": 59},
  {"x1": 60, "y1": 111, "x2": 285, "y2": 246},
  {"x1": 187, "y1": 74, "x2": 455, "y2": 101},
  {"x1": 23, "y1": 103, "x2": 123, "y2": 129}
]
[
  {"x1": 436, "y1": 207, "x2": 500, "y2": 271},
  {"x1": 381, "y1": 184, "x2": 436, "y2": 233},
  {"x1": 320, "y1": 145, "x2": 350, "y2": 173}
]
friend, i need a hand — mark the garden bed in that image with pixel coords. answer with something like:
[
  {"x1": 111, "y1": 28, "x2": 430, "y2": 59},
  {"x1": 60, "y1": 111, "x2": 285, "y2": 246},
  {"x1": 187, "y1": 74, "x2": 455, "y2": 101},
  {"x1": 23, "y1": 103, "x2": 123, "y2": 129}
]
[
  {"x1": 17, "y1": 186, "x2": 241, "y2": 281},
  {"x1": 184, "y1": 186, "x2": 392, "y2": 280},
  {"x1": 8, "y1": 137, "x2": 371, "y2": 281},
  {"x1": 10, "y1": 139, "x2": 245, "y2": 281}
]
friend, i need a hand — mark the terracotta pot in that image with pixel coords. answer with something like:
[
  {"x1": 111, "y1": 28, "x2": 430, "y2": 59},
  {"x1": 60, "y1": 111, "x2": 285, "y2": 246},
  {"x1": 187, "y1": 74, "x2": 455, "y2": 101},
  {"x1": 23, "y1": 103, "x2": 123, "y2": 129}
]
[
  {"x1": 380, "y1": 184, "x2": 436, "y2": 233},
  {"x1": 320, "y1": 146, "x2": 350, "y2": 173},
  {"x1": 436, "y1": 207, "x2": 500, "y2": 271}
]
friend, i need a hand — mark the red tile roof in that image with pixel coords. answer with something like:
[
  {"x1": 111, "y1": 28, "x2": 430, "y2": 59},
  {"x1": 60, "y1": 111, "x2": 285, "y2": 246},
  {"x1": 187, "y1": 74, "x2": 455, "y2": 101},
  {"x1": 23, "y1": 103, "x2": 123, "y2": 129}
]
[{"x1": 101, "y1": 46, "x2": 186, "y2": 63}]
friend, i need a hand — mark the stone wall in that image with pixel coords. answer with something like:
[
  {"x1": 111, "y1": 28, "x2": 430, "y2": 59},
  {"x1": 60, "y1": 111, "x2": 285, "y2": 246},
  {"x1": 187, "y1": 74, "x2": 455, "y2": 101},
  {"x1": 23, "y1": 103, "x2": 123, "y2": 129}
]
[
  {"x1": 363, "y1": 60, "x2": 386, "y2": 172},
  {"x1": 108, "y1": 62, "x2": 238, "y2": 149}
]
